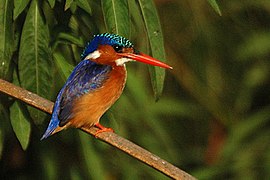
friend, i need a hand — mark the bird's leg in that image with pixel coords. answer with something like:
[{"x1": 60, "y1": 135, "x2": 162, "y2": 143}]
[{"x1": 94, "y1": 123, "x2": 114, "y2": 137}]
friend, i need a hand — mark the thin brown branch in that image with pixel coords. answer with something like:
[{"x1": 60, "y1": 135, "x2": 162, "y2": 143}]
[{"x1": 0, "y1": 79, "x2": 196, "y2": 180}]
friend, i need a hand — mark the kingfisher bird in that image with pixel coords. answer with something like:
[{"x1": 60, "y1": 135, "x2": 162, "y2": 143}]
[{"x1": 41, "y1": 33, "x2": 172, "y2": 140}]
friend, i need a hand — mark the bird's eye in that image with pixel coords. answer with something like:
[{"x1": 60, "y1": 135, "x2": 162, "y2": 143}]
[{"x1": 113, "y1": 45, "x2": 123, "y2": 53}]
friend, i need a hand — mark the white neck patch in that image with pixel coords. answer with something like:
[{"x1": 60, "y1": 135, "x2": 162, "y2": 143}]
[
  {"x1": 84, "y1": 50, "x2": 101, "y2": 60},
  {"x1": 115, "y1": 58, "x2": 134, "y2": 66}
]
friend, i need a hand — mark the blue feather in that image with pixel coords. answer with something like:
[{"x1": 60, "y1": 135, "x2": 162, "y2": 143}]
[
  {"x1": 41, "y1": 60, "x2": 111, "y2": 139},
  {"x1": 41, "y1": 33, "x2": 132, "y2": 140}
]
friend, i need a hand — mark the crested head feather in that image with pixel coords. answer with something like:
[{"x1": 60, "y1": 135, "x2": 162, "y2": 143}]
[{"x1": 81, "y1": 33, "x2": 134, "y2": 60}]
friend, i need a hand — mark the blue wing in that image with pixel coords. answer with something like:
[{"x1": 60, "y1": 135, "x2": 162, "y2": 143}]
[{"x1": 41, "y1": 60, "x2": 112, "y2": 139}]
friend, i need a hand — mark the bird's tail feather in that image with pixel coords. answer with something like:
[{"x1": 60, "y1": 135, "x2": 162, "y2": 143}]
[
  {"x1": 40, "y1": 115, "x2": 61, "y2": 140},
  {"x1": 40, "y1": 126, "x2": 64, "y2": 140}
]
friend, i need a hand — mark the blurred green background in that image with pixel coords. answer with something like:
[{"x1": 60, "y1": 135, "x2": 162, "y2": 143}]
[{"x1": 0, "y1": 0, "x2": 270, "y2": 179}]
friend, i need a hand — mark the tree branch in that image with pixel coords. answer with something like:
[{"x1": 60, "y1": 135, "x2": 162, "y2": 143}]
[{"x1": 0, "y1": 79, "x2": 196, "y2": 180}]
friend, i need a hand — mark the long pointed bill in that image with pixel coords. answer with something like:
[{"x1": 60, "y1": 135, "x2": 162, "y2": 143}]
[{"x1": 120, "y1": 52, "x2": 172, "y2": 69}]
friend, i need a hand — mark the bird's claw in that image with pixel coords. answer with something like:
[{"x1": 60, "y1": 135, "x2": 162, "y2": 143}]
[
  {"x1": 94, "y1": 127, "x2": 114, "y2": 138},
  {"x1": 94, "y1": 123, "x2": 114, "y2": 138}
]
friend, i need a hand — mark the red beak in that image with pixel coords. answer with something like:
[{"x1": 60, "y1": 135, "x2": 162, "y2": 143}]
[{"x1": 120, "y1": 52, "x2": 172, "y2": 69}]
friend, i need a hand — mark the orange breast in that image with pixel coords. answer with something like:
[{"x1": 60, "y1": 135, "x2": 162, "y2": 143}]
[{"x1": 67, "y1": 65, "x2": 127, "y2": 129}]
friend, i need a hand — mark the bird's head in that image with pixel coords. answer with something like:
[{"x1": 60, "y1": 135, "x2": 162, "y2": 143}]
[{"x1": 81, "y1": 33, "x2": 172, "y2": 69}]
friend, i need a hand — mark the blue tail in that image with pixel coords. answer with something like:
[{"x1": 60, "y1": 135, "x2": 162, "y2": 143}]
[
  {"x1": 40, "y1": 89, "x2": 63, "y2": 140},
  {"x1": 40, "y1": 113, "x2": 60, "y2": 140}
]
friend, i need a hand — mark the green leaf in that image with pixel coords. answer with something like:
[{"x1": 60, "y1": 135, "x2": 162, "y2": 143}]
[
  {"x1": 0, "y1": 103, "x2": 8, "y2": 158},
  {"x1": 236, "y1": 32, "x2": 270, "y2": 61},
  {"x1": 18, "y1": 0, "x2": 53, "y2": 124},
  {"x1": 10, "y1": 101, "x2": 31, "y2": 150},
  {"x1": 207, "y1": 0, "x2": 222, "y2": 16},
  {"x1": 42, "y1": 153, "x2": 57, "y2": 179},
  {"x1": 0, "y1": 0, "x2": 14, "y2": 80},
  {"x1": 53, "y1": 52, "x2": 74, "y2": 80},
  {"x1": 222, "y1": 106, "x2": 270, "y2": 159},
  {"x1": 138, "y1": 0, "x2": 167, "y2": 99},
  {"x1": 101, "y1": 0, "x2": 130, "y2": 37},
  {"x1": 47, "y1": 0, "x2": 56, "y2": 8},
  {"x1": 14, "y1": 0, "x2": 31, "y2": 20},
  {"x1": 57, "y1": 32, "x2": 84, "y2": 47},
  {"x1": 65, "y1": 0, "x2": 74, "y2": 11},
  {"x1": 79, "y1": 132, "x2": 106, "y2": 179},
  {"x1": 76, "y1": 0, "x2": 92, "y2": 15},
  {"x1": 68, "y1": 15, "x2": 80, "y2": 33}
]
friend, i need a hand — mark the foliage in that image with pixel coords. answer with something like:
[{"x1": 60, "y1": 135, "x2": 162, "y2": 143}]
[{"x1": 0, "y1": 0, "x2": 269, "y2": 179}]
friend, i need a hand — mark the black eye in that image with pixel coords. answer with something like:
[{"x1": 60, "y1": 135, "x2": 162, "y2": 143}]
[{"x1": 113, "y1": 45, "x2": 123, "y2": 53}]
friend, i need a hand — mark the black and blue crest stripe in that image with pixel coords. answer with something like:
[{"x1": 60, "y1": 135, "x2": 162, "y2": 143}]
[{"x1": 81, "y1": 33, "x2": 134, "y2": 60}]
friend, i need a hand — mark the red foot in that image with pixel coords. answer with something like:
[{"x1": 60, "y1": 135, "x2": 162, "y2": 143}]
[{"x1": 94, "y1": 123, "x2": 114, "y2": 137}]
